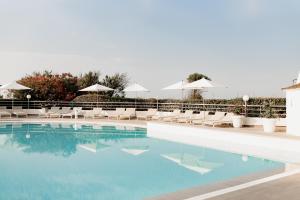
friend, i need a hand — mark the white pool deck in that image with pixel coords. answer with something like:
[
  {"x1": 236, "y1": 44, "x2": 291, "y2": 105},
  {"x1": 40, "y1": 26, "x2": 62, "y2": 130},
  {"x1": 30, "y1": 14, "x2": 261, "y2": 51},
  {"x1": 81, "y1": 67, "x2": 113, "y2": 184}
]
[{"x1": 1, "y1": 117, "x2": 300, "y2": 200}]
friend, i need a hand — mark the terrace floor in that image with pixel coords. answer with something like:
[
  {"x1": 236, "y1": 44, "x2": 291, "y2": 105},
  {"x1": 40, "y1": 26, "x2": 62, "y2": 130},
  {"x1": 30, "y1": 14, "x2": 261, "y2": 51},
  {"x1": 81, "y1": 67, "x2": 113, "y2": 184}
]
[{"x1": 209, "y1": 173, "x2": 300, "y2": 200}]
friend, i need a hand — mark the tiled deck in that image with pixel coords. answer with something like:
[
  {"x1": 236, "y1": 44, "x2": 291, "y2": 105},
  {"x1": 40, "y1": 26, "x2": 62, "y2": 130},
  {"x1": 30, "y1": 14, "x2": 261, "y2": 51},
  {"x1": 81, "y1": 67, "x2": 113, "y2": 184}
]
[{"x1": 209, "y1": 173, "x2": 300, "y2": 200}]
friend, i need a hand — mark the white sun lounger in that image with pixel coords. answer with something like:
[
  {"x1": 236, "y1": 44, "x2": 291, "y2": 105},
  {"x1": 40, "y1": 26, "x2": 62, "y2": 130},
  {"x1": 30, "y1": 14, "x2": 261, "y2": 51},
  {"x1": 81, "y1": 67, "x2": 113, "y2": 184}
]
[
  {"x1": 48, "y1": 107, "x2": 70, "y2": 118},
  {"x1": 107, "y1": 108, "x2": 125, "y2": 120},
  {"x1": 12, "y1": 107, "x2": 28, "y2": 118},
  {"x1": 46, "y1": 107, "x2": 60, "y2": 118},
  {"x1": 203, "y1": 113, "x2": 235, "y2": 127},
  {"x1": 136, "y1": 109, "x2": 157, "y2": 120},
  {"x1": 200, "y1": 112, "x2": 226, "y2": 126},
  {"x1": 61, "y1": 107, "x2": 85, "y2": 118},
  {"x1": 175, "y1": 110, "x2": 194, "y2": 123},
  {"x1": 191, "y1": 111, "x2": 211, "y2": 125},
  {"x1": 0, "y1": 107, "x2": 11, "y2": 118},
  {"x1": 84, "y1": 108, "x2": 105, "y2": 119},
  {"x1": 119, "y1": 108, "x2": 136, "y2": 120},
  {"x1": 160, "y1": 109, "x2": 181, "y2": 121}
]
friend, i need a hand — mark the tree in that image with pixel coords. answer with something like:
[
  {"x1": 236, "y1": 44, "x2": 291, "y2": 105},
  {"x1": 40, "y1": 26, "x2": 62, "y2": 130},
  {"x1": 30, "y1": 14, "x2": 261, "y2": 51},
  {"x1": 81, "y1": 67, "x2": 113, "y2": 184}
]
[
  {"x1": 101, "y1": 73, "x2": 128, "y2": 98},
  {"x1": 13, "y1": 70, "x2": 130, "y2": 101},
  {"x1": 16, "y1": 71, "x2": 79, "y2": 101},
  {"x1": 187, "y1": 73, "x2": 211, "y2": 82},
  {"x1": 187, "y1": 73, "x2": 211, "y2": 100},
  {"x1": 78, "y1": 71, "x2": 100, "y2": 89}
]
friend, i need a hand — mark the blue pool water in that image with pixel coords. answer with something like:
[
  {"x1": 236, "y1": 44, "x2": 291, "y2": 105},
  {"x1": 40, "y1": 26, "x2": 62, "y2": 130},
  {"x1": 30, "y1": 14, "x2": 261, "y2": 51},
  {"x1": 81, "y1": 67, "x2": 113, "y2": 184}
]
[{"x1": 0, "y1": 123, "x2": 283, "y2": 200}]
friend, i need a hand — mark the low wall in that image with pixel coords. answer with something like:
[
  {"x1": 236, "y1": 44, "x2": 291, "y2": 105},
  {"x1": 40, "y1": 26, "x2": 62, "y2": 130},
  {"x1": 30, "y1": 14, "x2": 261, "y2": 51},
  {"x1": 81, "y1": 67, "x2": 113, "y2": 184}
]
[
  {"x1": 147, "y1": 122, "x2": 300, "y2": 164},
  {"x1": 244, "y1": 117, "x2": 286, "y2": 126}
]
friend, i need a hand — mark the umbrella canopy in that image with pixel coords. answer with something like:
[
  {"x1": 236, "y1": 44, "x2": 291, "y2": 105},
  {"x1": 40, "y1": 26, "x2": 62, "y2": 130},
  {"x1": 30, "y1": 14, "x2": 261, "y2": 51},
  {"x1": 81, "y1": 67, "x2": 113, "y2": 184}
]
[
  {"x1": 79, "y1": 84, "x2": 113, "y2": 107},
  {"x1": 162, "y1": 80, "x2": 188, "y2": 111},
  {"x1": 0, "y1": 81, "x2": 31, "y2": 109},
  {"x1": 184, "y1": 78, "x2": 226, "y2": 119},
  {"x1": 123, "y1": 83, "x2": 149, "y2": 92},
  {"x1": 79, "y1": 84, "x2": 113, "y2": 92},
  {"x1": 123, "y1": 83, "x2": 149, "y2": 108},
  {"x1": 0, "y1": 81, "x2": 31, "y2": 91},
  {"x1": 162, "y1": 80, "x2": 187, "y2": 90},
  {"x1": 184, "y1": 78, "x2": 225, "y2": 89}
]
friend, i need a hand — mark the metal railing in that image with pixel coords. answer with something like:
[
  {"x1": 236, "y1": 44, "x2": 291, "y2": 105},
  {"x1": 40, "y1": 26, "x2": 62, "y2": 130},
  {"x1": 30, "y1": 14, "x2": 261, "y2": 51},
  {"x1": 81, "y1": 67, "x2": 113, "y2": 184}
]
[{"x1": 0, "y1": 100, "x2": 286, "y2": 118}]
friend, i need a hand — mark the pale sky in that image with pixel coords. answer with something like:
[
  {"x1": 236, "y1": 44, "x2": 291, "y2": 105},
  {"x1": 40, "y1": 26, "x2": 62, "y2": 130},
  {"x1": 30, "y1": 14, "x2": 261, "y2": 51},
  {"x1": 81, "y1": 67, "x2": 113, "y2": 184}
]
[{"x1": 0, "y1": 0, "x2": 299, "y2": 99}]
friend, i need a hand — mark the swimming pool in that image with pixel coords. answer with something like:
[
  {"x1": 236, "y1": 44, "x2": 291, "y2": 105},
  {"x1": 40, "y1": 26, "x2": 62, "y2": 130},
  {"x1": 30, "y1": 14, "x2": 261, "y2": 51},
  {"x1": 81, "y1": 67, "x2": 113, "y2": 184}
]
[{"x1": 0, "y1": 123, "x2": 284, "y2": 200}]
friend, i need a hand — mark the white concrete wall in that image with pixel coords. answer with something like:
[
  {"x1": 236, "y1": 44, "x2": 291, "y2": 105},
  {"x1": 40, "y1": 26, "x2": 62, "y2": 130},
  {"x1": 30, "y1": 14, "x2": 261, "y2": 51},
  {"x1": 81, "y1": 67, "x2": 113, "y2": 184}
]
[
  {"x1": 148, "y1": 122, "x2": 300, "y2": 164},
  {"x1": 286, "y1": 90, "x2": 300, "y2": 136},
  {"x1": 244, "y1": 117, "x2": 286, "y2": 127}
]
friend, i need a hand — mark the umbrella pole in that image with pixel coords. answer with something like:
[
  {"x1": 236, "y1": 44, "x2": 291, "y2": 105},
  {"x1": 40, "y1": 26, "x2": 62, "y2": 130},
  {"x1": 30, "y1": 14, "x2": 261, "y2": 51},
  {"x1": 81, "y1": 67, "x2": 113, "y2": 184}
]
[
  {"x1": 135, "y1": 91, "x2": 137, "y2": 108},
  {"x1": 12, "y1": 93, "x2": 14, "y2": 112},
  {"x1": 181, "y1": 89, "x2": 184, "y2": 112},
  {"x1": 97, "y1": 91, "x2": 99, "y2": 108},
  {"x1": 202, "y1": 91, "x2": 205, "y2": 121}
]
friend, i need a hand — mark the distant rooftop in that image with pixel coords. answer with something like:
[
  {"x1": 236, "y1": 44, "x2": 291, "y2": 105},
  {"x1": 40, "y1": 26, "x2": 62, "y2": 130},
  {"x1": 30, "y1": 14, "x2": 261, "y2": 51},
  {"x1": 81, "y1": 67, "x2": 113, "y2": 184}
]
[{"x1": 283, "y1": 83, "x2": 300, "y2": 90}]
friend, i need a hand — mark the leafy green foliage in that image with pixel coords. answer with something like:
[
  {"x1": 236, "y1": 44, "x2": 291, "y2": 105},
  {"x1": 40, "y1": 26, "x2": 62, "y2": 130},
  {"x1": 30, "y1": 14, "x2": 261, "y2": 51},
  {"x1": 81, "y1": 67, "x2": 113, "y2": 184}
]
[
  {"x1": 187, "y1": 73, "x2": 211, "y2": 82},
  {"x1": 229, "y1": 105, "x2": 244, "y2": 115},
  {"x1": 100, "y1": 73, "x2": 128, "y2": 98},
  {"x1": 260, "y1": 100, "x2": 276, "y2": 118},
  {"x1": 78, "y1": 71, "x2": 100, "y2": 89},
  {"x1": 186, "y1": 73, "x2": 211, "y2": 100}
]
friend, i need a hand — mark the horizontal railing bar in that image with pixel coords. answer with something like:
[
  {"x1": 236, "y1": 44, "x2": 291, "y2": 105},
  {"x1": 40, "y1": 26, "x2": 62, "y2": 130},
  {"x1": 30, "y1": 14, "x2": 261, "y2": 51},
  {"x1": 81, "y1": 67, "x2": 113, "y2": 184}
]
[{"x1": 0, "y1": 100, "x2": 286, "y2": 118}]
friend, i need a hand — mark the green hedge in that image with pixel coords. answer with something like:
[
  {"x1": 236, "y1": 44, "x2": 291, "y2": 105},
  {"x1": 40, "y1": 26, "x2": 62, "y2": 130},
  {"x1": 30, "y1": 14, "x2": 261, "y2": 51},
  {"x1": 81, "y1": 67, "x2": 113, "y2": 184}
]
[{"x1": 73, "y1": 95, "x2": 285, "y2": 106}]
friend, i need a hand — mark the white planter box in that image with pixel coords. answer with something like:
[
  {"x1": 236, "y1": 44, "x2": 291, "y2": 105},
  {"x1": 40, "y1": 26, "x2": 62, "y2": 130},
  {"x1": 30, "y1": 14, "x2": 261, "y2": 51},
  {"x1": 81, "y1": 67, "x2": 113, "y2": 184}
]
[
  {"x1": 232, "y1": 115, "x2": 245, "y2": 128},
  {"x1": 263, "y1": 118, "x2": 276, "y2": 133}
]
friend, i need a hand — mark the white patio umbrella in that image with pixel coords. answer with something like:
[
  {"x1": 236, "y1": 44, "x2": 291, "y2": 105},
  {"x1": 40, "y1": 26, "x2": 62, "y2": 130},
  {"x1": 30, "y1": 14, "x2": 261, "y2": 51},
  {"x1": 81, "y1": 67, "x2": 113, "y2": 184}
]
[
  {"x1": 185, "y1": 78, "x2": 224, "y2": 89},
  {"x1": 162, "y1": 80, "x2": 187, "y2": 98},
  {"x1": 79, "y1": 84, "x2": 114, "y2": 107},
  {"x1": 162, "y1": 80, "x2": 188, "y2": 110},
  {"x1": 123, "y1": 83, "x2": 149, "y2": 107},
  {"x1": 0, "y1": 81, "x2": 31, "y2": 109},
  {"x1": 184, "y1": 78, "x2": 226, "y2": 117}
]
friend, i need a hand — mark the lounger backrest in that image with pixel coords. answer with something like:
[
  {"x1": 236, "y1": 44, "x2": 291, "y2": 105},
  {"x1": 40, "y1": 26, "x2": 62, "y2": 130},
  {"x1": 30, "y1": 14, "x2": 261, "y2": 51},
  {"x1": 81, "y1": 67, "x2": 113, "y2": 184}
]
[
  {"x1": 184, "y1": 110, "x2": 193, "y2": 116},
  {"x1": 197, "y1": 111, "x2": 209, "y2": 119},
  {"x1": 148, "y1": 109, "x2": 157, "y2": 115},
  {"x1": 125, "y1": 108, "x2": 136, "y2": 114},
  {"x1": 173, "y1": 109, "x2": 181, "y2": 115},
  {"x1": 223, "y1": 113, "x2": 234, "y2": 121},
  {"x1": 210, "y1": 112, "x2": 226, "y2": 120},
  {"x1": 0, "y1": 106, "x2": 7, "y2": 110},
  {"x1": 216, "y1": 112, "x2": 226, "y2": 117},
  {"x1": 13, "y1": 106, "x2": 22, "y2": 110},
  {"x1": 61, "y1": 107, "x2": 71, "y2": 111},
  {"x1": 93, "y1": 107, "x2": 102, "y2": 113},
  {"x1": 50, "y1": 107, "x2": 60, "y2": 111},
  {"x1": 74, "y1": 107, "x2": 82, "y2": 111},
  {"x1": 116, "y1": 108, "x2": 125, "y2": 114}
]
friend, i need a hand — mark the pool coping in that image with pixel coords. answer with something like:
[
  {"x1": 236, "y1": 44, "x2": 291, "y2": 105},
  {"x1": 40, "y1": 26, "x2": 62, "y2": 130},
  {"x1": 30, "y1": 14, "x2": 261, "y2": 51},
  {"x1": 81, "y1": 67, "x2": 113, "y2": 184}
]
[
  {"x1": 185, "y1": 167, "x2": 300, "y2": 200},
  {"x1": 146, "y1": 166, "x2": 295, "y2": 200},
  {"x1": 0, "y1": 118, "x2": 147, "y2": 129},
  {"x1": 1, "y1": 118, "x2": 300, "y2": 200},
  {"x1": 147, "y1": 122, "x2": 300, "y2": 164}
]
